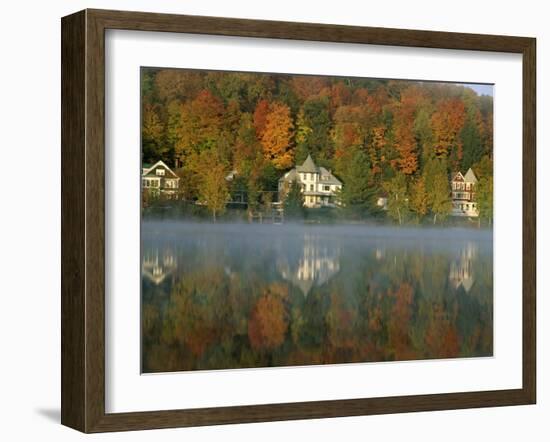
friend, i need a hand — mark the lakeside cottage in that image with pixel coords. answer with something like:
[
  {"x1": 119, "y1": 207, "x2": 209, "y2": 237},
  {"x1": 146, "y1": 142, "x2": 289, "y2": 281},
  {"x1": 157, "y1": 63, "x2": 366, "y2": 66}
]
[
  {"x1": 451, "y1": 168, "x2": 479, "y2": 217},
  {"x1": 278, "y1": 154, "x2": 342, "y2": 208},
  {"x1": 142, "y1": 160, "x2": 180, "y2": 198}
]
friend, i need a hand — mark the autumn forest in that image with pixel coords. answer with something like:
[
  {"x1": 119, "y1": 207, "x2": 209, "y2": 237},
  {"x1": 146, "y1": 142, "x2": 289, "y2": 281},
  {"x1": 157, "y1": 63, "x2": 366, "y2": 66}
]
[{"x1": 141, "y1": 68, "x2": 493, "y2": 224}]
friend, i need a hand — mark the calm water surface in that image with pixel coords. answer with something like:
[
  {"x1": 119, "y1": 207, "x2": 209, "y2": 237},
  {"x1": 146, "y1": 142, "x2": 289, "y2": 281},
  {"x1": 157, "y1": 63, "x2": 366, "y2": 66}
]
[{"x1": 141, "y1": 222, "x2": 493, "y2": 373}]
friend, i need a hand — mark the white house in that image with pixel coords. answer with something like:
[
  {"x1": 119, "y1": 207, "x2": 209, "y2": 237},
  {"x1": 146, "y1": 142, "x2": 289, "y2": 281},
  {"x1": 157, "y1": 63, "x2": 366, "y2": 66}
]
[
  {"x1": 142, "y1": 160, "x2": 180, "y2": 198},
  {"x1": 451, "y1": 168, "x2": 479, "y2": 217},
  {"x1": 278, "y1": 154, "x2": 342, "y2": 208}
]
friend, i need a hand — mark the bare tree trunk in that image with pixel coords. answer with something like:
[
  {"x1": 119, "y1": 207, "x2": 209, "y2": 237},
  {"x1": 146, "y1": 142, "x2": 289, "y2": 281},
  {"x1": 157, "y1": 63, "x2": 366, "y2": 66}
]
[
  {"x1": 433, "y1": 213, "x2": 437, "y2": 225},
  {"x1": 213, "y1": 210, "x2": 217, "y2": 223}
]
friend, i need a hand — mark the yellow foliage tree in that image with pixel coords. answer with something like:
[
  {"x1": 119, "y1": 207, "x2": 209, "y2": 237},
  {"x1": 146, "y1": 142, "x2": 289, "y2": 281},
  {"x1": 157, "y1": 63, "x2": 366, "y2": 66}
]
[
  {"x1": 410, "y1": 176, "x2": 428, "y2": 218},
  {"x1": 194, "y1": 149, "x2": 229, "y2": 222}
]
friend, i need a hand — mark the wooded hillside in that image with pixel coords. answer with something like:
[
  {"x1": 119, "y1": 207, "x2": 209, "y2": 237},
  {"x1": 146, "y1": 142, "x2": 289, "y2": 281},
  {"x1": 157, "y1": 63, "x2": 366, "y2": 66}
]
[{"x1": 141, "y1": 68, "x2": 493, "y2": 223}]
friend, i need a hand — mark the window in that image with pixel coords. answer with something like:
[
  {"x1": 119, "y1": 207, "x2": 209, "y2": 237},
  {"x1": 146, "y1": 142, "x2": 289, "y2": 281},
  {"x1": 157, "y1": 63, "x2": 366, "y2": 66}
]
[
  {"x1": 324, "y1": 185, "x2": 330, "y2": 191},
  {"x1": 156, "y1": 168, "x2": 165, "y2": 176},
  {"x1": 142, "y1": 179, "x2": 148, "y2": 188},
  {"x1": 310, "y1": 184, "x2": 314, "y2": 191}
]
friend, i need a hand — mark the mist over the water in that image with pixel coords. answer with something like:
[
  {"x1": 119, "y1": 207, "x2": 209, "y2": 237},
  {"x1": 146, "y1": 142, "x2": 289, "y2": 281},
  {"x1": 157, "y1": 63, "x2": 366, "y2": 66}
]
[{"x1": 142, "y1": 220, "x2": 493, "y2": 253}]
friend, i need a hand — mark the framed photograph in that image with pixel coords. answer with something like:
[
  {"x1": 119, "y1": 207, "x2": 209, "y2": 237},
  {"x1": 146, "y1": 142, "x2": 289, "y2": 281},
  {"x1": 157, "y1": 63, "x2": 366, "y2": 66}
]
[{"x1": 61, "y1": 9, "x2": 536, "y2": 433}]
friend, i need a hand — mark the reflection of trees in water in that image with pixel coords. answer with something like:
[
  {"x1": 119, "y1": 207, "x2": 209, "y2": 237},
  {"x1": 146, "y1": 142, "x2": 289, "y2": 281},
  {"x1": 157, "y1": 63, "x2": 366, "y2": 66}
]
[
  {"x1": 276, "y1": 234, "x2": 341, "y2": 295},
  {"x1": 141, "y1": 229, "x2": 493, "y2": 373}
]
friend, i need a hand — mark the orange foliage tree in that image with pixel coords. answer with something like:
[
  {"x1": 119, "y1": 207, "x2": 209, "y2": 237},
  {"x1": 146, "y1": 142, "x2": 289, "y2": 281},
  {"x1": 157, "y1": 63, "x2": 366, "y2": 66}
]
[
  {"x1": 248, "y1": 284, "x2": 289, "y2": 351},
  {"x1": 431, "y1": 98, "x2": 466, "y2": 169},
  {"x1": 290, "y1": 76, "x2": 329, "y2": 100},
  {"x1": 253, "y1": 98, "x2": 270, "y2": 139},
  {"x1": 260, "y1": 101, "x2": 295, "y2": 169},
  {"x1": 369, "y1": 125, "x2": 386, "y2": 176},
  {"x1": 392, "y1": 87, "x2": 429, "y2": 175}
]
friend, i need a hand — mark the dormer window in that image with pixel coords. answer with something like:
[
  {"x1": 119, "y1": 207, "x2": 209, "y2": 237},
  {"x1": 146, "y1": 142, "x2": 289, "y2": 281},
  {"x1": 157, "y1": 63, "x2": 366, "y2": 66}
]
[{"x1": 156, "y1": 168, "x2": 165, "y2": 176}]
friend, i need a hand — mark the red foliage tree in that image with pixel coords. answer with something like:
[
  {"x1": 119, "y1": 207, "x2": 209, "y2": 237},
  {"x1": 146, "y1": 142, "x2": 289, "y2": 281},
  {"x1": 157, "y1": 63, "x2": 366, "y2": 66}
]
[{"x1": 260, "y1": 101, "x2": 294, "y2": 169}]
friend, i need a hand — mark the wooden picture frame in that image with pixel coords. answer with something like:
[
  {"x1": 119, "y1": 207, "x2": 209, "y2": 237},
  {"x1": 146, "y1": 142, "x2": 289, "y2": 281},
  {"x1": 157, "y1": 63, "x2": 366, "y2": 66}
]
[{"x1": 61, "y1": 8, "x2": 536, "y2": 433}]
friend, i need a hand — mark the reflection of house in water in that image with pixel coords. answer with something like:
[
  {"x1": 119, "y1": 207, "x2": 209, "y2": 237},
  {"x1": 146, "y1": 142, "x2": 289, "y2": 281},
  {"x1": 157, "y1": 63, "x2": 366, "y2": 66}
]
[
  {"x1": 449, "y1": 242, "x2": 477, "y2": 292},
  {"x1": 375, "y1": 247, "x2": 385, "y2": 261},
  {"x1": 142, "y1": 247, "x2": 177, "y2": 285},
  {"x1": 277, "y1": 235, "x2": 340, "y2": 295}
]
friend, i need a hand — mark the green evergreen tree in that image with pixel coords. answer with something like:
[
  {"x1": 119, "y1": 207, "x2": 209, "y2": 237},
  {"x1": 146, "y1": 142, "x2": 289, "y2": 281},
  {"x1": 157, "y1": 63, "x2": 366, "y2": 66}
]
[
  {"x1": 460, "y1": 108, "x2": 484, "y2": 171},
  {"x1": 283, "y1": 180, "x2": 305, "y2": 219},
  {"x1": 295, "y1": 97, "x2": 333, "y2": 162},
  {"x1": 336, "y1": 146, "x2": 377, "y2": 217},
  {"x1": 476, "y1": 176, "x2": 493, "y2": 226}
]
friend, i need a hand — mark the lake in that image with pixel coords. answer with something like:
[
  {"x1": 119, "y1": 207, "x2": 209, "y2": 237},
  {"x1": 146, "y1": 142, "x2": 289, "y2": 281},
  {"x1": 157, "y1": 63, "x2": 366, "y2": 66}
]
[{"x1": 141, "y1": 221, "x2": 493, "y2": 373}]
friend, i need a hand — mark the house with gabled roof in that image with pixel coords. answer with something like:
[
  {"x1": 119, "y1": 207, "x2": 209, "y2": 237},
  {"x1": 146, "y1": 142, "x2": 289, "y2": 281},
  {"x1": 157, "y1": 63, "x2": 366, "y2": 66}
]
[
  {"x1": 451, "y1": 167, "x2": 479, "y2": 217},
  {"x1": 278, "y1": 154, "x2": 342, "y2": 208},
  {"x1": 142, "y1": 160, "x2": 180, "y2": 198}
]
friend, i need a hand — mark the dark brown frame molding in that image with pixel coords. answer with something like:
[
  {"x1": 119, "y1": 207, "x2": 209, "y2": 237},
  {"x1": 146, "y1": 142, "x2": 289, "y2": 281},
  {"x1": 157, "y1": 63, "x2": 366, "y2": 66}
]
[{"x1": 61, "y1": 8, "x2": 536, "y2": 433}]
